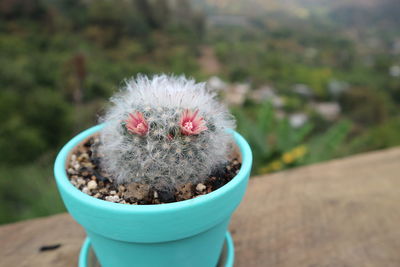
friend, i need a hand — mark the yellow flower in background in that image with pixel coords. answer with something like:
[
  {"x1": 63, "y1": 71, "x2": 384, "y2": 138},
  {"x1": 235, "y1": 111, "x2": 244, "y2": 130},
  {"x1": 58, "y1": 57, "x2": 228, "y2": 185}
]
[
  {"x1": 282, "y1": 152, "x2": 295, "y2": 164},
  {"x1": 292, "y1": 145, "x2": 307, "y2": 158},
  {"x1": 282, "y1": 145, "x2": 307, "y2": 164},
  {"x1": 270, "y1": 161, "x2": 283, "y2": 171},
  {"x1": 259, "y1": 145, "x2": 308, "y2": 174}
]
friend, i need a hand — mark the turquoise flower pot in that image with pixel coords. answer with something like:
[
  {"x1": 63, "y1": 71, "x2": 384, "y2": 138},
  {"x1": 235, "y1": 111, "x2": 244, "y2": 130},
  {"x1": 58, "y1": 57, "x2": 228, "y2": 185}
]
[{"x1": 54, "y1": 124, "x2": 252, "y2": 267}]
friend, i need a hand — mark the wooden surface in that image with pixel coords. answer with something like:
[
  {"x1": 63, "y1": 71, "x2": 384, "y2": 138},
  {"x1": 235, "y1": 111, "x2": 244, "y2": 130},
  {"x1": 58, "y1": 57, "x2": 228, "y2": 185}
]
[{"x1": 1, "y1": 147, "x2": 400, "y2": 267}]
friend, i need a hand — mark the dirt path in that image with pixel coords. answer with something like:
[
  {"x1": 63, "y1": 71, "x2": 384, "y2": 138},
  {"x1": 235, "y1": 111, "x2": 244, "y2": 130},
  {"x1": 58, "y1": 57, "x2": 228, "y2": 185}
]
[{"x1": 198, "y1": 45, "x2": 221, "y2": 75}]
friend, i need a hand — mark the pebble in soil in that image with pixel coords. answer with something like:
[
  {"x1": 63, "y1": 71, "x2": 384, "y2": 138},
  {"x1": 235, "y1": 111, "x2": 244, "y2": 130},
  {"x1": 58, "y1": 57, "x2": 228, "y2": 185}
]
[{"x1": 67, "y1": 136, "x2": 242, "y2": 205}]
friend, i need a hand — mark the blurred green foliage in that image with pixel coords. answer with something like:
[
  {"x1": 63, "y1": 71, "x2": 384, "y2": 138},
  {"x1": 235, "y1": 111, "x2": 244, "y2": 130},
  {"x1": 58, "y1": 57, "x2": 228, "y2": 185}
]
[
  {"x1": 233, "y1": 102, "x2": 312, "y2": 173},
  {"x1": 233, "y1": 102, "x2": 351, "y2": 174},
  {"x1": 344, "y1": 117, "x2": 400, "y2": 155},
  {"x1": 0, "y1": 161, "x2": 65, "y2": 223},
  {"x1": 1, "y1": 0, "x2": 400, "y2": 224},
  {"x1": 0, "y1": 0, "x2": 204, "y2": 224}
]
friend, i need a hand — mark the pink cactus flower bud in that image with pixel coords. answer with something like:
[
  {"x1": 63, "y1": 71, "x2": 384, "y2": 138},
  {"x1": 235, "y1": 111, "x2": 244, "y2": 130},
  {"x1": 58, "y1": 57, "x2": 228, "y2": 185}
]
[
  {"x1": 125, "y1": 111, "x2": 149, "y2": 136},
  {"x1": 180, "y1": 109, "x2": 208, "y2": 136}
]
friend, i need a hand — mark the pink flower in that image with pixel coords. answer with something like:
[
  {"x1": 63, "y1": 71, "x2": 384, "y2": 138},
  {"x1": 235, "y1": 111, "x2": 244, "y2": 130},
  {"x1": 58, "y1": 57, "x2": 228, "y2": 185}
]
[
  {"x1": 125, "y1": 112, "x2": 149, "y2": 136},
  {"x1": 180, "y1": 109, "x2": 208, "y2": 136}
]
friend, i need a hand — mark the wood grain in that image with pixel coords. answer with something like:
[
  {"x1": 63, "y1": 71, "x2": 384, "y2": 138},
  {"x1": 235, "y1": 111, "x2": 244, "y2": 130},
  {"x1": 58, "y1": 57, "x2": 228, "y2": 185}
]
[
  {"x1": 231, "y1": 147, "x2": 400, "y2": 267},
  {"x1": 0, "y1": 213, "x2": 84, "y2": 267},
  {"x1": 1, "y1": 147, "x2": 400, "y2": 267}
]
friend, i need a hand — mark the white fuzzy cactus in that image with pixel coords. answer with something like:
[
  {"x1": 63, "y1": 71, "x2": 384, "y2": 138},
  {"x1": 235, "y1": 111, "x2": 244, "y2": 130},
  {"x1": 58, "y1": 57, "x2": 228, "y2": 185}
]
[{"x1": 98, "y1": 74, "x2": 236, "y2": 191}]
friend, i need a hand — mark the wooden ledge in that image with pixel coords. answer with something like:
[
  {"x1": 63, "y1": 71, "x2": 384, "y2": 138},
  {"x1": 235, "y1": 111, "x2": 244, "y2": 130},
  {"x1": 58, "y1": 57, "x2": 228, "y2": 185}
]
[{"x1": 1, "y1": 147, "x2": 400, "y2": 267}]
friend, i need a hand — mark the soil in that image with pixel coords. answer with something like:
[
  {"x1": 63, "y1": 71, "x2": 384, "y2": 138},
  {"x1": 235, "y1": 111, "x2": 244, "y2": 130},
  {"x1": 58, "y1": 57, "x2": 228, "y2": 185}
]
[{"x1": 66, "y1": 135, "x2": 242, "y2": 205}]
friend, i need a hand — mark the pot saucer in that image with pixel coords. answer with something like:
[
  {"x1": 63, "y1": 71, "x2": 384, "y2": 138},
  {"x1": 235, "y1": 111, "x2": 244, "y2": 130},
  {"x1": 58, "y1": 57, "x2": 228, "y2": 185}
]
[{"x1": 79, "y1": 231, "x2": 234, "y2": 267}]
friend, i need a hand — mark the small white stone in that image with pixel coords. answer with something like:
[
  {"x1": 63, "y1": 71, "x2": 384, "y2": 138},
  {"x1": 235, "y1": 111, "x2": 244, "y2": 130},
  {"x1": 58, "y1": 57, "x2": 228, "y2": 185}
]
[
  {"x1": 196, "y1": 183, "x2": 206, "y2": 192},
  {"x1": 82, "y1": 187, "x2": 90, "y2": 194},
  {"x1": 154, "y1": 191, "x2": 158, "y2": 198},
  {"x1": 87, "y1": 180, "x2": 97, "y2": 190},
  {"x1": 77, "y1": 178, "x2": 85, "y2": 185},
  {"x1": 105, "y1": 195, "x2": 120, "y2": 202},
  {"x1": 110, "y1": 190, "x2": 117, "y2": 195}
]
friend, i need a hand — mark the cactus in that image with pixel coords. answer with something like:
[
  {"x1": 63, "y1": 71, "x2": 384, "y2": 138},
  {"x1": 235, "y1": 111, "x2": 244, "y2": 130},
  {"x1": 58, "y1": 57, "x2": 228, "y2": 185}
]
[{"x1": 98, "y1": 75, "x2": 236, "y2": 191}]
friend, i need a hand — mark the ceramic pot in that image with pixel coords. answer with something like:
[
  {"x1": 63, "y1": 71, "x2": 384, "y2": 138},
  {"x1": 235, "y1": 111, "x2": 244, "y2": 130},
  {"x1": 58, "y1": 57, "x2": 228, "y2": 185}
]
[{"x1": 54, "y1": 124, "x2": 252, "y2": 267}]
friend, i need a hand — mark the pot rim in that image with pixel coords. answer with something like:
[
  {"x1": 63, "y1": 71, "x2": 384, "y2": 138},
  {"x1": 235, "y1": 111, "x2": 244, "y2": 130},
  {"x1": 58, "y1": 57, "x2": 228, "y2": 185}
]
[{"x1": 54, "y1": 124, "x2": 252, "y2": 214}]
